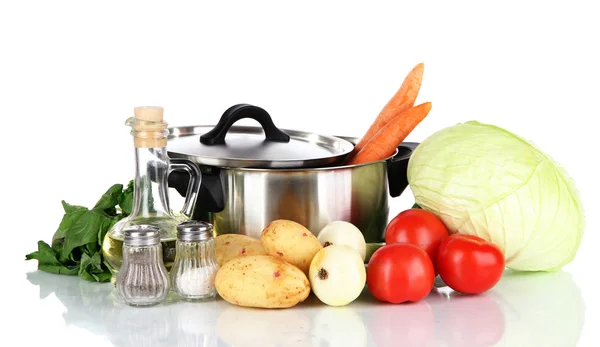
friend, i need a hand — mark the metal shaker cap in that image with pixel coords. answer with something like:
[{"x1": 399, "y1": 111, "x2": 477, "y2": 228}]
[
  {"x1": 177, "y1": 221, "x2": 213, "y2": 242},
  {"x1": 123, "y1": 225, "x2": 161, "y2": 246}
]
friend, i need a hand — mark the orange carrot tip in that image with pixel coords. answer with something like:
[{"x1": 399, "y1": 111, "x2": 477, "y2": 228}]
[{"x1": 348, "y1": 102, "x2": 432, "y2": 165}]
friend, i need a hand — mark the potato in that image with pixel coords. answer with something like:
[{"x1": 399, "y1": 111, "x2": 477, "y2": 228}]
[
  {"x1": 215, "y1": 255, "x2": 310, "y2": 308},
  {"x1": 215, "y1": 234, "x2": 266, "y2": 266},
  {"x1": 261, "y1": 219, "x2": 323, "y2": 274}
]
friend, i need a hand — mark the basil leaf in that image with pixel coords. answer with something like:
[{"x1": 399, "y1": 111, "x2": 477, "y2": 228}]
[
  {"x1": 93, "y1": 184, "x2": 124, "y2": 212},
  {"x1": 60, "y1": 210, "x2": 112, "y2": 261},
  {"x1": 98, "y1": 216, "x2": 119, "y2": 249},
  {"x1": 119, "y1": 180, "x2": 134, "y2": 215},
  {"x1": 52, "y1": 201, "x2": 88, "y2": 247},
  {"x1": 94, "y1": 272, "x2": 112, "y2": 282},
  {"x1": 27, "y1": 181, "x2": 132, "y2": 282},
  {"x1": 26, "y1": 241, "x2": 78, "y2": 276},
  {"x1": 78, "y1": 252, "x2": 109, "y2": 282}
]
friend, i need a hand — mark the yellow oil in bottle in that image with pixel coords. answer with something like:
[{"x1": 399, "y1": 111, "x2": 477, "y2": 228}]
[{"x1": 102, "y1": 215, "x2": 185, "y2": 283}]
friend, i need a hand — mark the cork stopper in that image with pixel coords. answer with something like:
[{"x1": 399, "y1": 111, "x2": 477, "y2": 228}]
[
  {"x1": 134, "y1": 106, "x2": 164, "y2": 123},
  {"x1": 131, "y1": 106, "x2": 168, "y2": 148}
]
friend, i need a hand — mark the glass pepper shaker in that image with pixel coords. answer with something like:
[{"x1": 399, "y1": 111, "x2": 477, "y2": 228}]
[
  {"x1": 170, "y1": 221, "x2": 219, "y2": 301},
  {"x1": 116, "y1": 225, "x2": 171, "y2": 307}
]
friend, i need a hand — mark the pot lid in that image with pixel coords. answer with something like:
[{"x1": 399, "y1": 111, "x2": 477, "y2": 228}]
[{"x1": 167, "y1": 104, "x2": 354, "y2": 169}]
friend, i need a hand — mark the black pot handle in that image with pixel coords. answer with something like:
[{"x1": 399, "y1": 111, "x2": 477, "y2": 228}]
[
  {"x1": 200, "y1": 104, "x2": 290, "y2": 145},
  {"x1": 168, "y1": 168, "x2": 225, "y2": 215},
  {"x1": 387, "y1": 142, "x2": 419, "y2": 198}
]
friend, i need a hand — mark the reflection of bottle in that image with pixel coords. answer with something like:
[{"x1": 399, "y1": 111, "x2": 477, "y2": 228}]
[
  {"x1": 108, "y1": 302, "x2": 174, "y2": 347},
  {"x1": 26, "y1": 270, "x2": 219, "y2": 346},
  {"x1": 102, "y1": 106, "x2": 198, "y2": 283},
  {"x1": 176, "y1": 301, "x2": 219, "y2": 347}
]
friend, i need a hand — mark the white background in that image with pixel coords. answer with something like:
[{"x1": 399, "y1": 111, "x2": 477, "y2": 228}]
[{"x1": 2, "y1": 1, "x2": 599, "y2": 346}]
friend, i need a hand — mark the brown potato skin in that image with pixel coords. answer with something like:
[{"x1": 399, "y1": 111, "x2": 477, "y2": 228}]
[
  {"x1": 260, "y1": 219, "x2": 323, "y2": 274},
  {"x1": 215, "y1": 234, "x2": 266, "y2": 267},
  {"x1": 215, "y1": 255, "x2": 310, "y2": 308}
]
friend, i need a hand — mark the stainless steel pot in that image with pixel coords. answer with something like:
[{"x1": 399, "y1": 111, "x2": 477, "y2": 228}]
[{"x1": 167, "y1": 104, "x2": 417, "y2": 247}]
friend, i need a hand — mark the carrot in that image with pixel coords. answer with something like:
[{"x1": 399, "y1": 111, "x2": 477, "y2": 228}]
[
  {"x1": 347, "y1": 102, "x2": 432, "y2": 165},
  {"x1": 351, "y1": 63, "x2": 424, "y2": 157}
]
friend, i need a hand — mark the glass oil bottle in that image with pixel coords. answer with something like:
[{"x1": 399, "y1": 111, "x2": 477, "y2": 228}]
[{"x1": 102, "y1": 106, "x2": 199, "y2": 283}]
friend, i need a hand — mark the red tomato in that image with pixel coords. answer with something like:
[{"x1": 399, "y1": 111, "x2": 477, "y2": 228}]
[
  {"x1": 385, "y1": 209, "x2": 449, "y2": 270},
  {"x1": 436, "y1": 234, "x2": 505, "y2": 294},
  {"x1": 367, "y1": 243, "x2": 435, "y2": 303}
]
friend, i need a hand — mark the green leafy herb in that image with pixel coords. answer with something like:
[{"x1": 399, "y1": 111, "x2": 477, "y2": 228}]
[
  {"x1": 25, "y1": 241, "x2": 78, "y2": 276},
  {"x1": 26, "y1": 181, "x2": 134, "y2": 282},
  {"x1": 119, "y1": 180, "x2": 134, "y2": 215}
]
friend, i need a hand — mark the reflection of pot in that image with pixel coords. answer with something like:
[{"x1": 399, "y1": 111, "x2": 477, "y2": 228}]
[
  {"x1": 167, "y1": 104, "x2": 416, "y2": 247},
  {"x1": 216, "y1": 306, "x2": 313, "y2": 347}
]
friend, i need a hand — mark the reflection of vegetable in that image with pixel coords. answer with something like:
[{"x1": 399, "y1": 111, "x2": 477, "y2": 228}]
[
  {"x1": 365, "y1": 300, "x2": 435, "y2": 347},
  {"x1": 352, "y1": 62, "x2": 424, "y2": 155},
  {"x1": 313, "y1": 306, "x2": 368, "y2": 347},
  {"x1": 309, "y1": 245, "x2": 366, "y2": 306},
  {"x1": 26, "y1": 181, "x2": 134, "y2": 282},
  {"x1": 431, "y1": 290, "x2": 505, "y2": 346},
  {"x1": 367, "y1": 243, "x2": 435, "y2": 303},
  {"x1": 215, "y1": 255, "x2": 310, "y2": 308},
  {"x1": 385, "y1": 208, "x2": 448, "y2": 272},
  {"x1": 490, "y1": 271, "x2": 584, "y2": 346},
  {"x1": 408, "y1": 121, "x2": 584, "y2": 271},
  {"x1": 436, "y1": 234, "x2": 505, "y2": 294},
  {"x1": 317, "y1": 221, "x2": 366, "y2": 261},
  {"x1": 348, "y1": 102, "x2": 432, "y2": 165},
  {"x1": 216, "y1": 305, "x2": 312, "y2": 346}
]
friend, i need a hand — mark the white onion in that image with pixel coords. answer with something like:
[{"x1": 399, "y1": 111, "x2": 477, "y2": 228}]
[
  {"x1": 309, "y1": 245, "x2": 366, "y2": 306},
  {"x1": 317, "y1": 221, "x2": 366, "y2": 261}
]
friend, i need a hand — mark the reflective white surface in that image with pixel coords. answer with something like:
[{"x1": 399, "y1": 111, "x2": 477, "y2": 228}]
[
  {"x1": 3, "y1": 2, "x2": 599, "y2": 346},
  {"x1": 20, "y1": 266, "x2": 585, "y2": 347}
]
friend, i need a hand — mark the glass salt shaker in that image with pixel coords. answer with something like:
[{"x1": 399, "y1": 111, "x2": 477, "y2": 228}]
[
  {"x1": 116, "y1": 225, "x2": 171, "y2": 307},
  {"x1": 170, "y1": 221, "x2": 219, "y2": 301}
]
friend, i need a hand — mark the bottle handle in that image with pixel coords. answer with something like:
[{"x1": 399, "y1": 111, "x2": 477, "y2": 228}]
[{"x1": 168, "y1": 158, "x2": 201, "y2": 217}]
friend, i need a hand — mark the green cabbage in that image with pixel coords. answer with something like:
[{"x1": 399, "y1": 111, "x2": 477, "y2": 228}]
[{"x1": 407, "y1": 121, "x2": 584, "y2": 271}]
